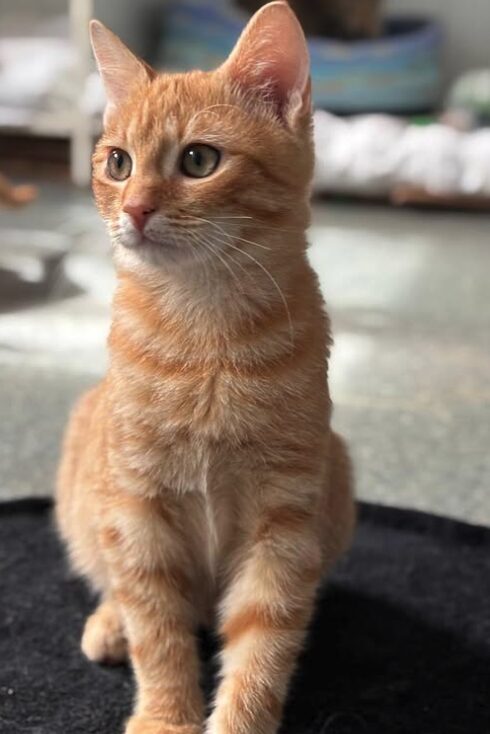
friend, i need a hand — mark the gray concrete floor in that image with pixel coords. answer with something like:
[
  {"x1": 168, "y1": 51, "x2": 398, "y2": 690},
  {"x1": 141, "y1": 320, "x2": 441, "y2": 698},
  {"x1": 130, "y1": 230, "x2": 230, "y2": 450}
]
[{"x1": 1, "y1": 183, "x2": 489, "y2": 525}]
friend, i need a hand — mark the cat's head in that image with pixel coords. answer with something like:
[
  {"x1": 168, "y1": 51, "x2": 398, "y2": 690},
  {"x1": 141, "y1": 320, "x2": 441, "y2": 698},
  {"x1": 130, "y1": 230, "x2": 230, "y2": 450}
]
[{"x1": 91, "y1": 1, "x2": 313, "y2": 270}]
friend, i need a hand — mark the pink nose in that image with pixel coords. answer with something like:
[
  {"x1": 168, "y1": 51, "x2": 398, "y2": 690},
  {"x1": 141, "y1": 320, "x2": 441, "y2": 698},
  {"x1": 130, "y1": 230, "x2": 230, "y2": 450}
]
[{"x1": 123, "y1": 201, "x2": 157, "y2": 232}]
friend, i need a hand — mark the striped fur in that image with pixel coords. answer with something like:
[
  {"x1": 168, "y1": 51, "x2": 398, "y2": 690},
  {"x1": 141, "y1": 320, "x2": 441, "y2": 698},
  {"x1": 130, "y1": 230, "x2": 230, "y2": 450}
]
[{"x1": 56, "y1": 5, "x2": 355, "y2": 734}]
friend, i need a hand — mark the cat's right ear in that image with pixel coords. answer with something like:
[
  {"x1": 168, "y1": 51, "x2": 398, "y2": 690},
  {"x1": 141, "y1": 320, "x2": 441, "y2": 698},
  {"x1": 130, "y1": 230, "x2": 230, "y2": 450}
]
[
  {"x1": 219, "y1": 1, "x2": 311, "y2": 127},
  {"x1": 89, "y1": 20, "x2": 154, "y2": 124}
]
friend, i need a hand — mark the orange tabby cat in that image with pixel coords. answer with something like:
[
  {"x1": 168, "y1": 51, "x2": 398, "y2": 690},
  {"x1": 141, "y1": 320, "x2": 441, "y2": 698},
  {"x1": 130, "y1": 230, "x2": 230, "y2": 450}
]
[{"x1": 56, "y1": 4, "x2": 355, "y2": 734}]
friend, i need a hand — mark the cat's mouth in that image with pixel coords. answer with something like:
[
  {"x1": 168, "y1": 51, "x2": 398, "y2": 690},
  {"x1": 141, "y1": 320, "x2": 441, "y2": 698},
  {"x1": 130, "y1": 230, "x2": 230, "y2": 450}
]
[
  {"x1": 114, "y1": 224, "x2": 201, "y2": 269},
  {"x1": 114, "y1": 214, "x2": 241, "y2": 268},
  {"x1": 117, "y1": 228, "x2": 187, "y2": 253}
]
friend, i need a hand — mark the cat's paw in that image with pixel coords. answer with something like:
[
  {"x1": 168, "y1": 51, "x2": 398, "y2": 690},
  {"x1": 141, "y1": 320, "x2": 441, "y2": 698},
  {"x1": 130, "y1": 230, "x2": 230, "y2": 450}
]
[
  {"x1": 81, "y1": 601, "x2": 127, "y2": 665},
  {"x1": 125, "y1": 718, "x2": 201, "y2": 734}
]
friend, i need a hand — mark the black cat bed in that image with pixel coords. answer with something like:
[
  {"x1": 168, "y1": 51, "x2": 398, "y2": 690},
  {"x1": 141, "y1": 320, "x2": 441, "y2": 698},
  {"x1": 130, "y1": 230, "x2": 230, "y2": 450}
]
[{"x1": 1, "y1": 499, "x2": 489, "y2": 734}]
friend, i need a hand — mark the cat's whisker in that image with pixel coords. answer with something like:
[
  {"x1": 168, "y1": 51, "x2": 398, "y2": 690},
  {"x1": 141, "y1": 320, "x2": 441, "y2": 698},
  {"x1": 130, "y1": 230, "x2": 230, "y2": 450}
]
[
  {"x1": 186, "y1": 214, "x2": 272, "y2": 252},
  {"x1": 186, "y1": 229, "x2": 220, "y2": 280},
  {"x1": 210, "y1": 214, "x2": 302, "y2": 234},
  {"x1": 177, "y1": 218, "x2": 293, "y2": 342},
  {"x1": 206, "y1": 233, "x2": 253, "y2": 284},
  {"x1": 202, "y1": 231, "x2": 255, "y2": 291},
  {"x1": 210, "y1": 233, "x2": 295, "y2": 347},
  {"x1": 192, "y1": 236, "x2": 214, "y2": 277},
  {"x1": 219, "y1": 230, "x2": 272, "y2": 252},
  {"x1": 190, "y1": 231, "x2": 243, "y2": 290},
  {"x1": 210, "y1": 216, "x2": 254, "y2": 220},
  {"x1": 165, "y1": 218, "x2": 203, "y2": 229},
  {"x1": 203, "y1": 243, "x2": 244, "y2": 291}
]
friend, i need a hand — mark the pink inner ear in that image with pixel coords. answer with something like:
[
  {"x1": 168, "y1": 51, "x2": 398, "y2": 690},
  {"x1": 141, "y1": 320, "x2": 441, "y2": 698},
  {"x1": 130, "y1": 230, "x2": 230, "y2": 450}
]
[
  {"x1": 223, "y1": 2, "x2": 310, "y2": 115},
  {"x1": 90, "y1": 20, "x2": 153, "y2": 115}
]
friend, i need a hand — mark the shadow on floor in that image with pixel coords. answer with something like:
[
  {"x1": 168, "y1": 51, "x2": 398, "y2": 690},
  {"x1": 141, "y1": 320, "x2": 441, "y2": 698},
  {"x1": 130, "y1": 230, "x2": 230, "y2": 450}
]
[
  {"x1": 0, "y1": 264, "x2": 82, "y2": 313},
  {"x1": 282, "y1": 587, "x2": 490, "y2": 734}
]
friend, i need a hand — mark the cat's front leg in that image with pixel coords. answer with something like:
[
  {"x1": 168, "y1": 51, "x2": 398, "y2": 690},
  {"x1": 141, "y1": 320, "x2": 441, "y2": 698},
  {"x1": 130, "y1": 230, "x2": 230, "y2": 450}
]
[
  {"x1": 208, "y1": 475, "x2": 325, "y2": 734},
  {"x1": 99, "y1": 492, "x2": 204, "y2": 734}
]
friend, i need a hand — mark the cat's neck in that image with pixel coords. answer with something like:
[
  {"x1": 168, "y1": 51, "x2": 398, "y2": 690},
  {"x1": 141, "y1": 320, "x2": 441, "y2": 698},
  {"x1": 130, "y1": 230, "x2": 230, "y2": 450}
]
[{"x1": 110, "y1": 240, "x2": 313, "y2": 359}]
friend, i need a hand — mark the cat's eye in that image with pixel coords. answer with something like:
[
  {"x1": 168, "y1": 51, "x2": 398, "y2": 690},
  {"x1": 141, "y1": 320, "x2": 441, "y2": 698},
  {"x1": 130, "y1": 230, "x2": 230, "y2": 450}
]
[
  {"x1": 180, "y1": 144, "x2": 220, "y2": 178},
  {"x1": 107, "y1": 148, "x2": 132, "y2": 181}
]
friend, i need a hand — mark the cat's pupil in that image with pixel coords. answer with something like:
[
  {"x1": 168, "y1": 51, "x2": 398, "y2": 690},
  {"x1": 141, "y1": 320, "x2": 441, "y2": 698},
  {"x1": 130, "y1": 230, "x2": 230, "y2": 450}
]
[
  {"x1": 113, "y1": 151, "x2": 127, "y2": 171},
  {"x1": 189, "y1": 149, "x2": 202, "y2": 167},
  {"x1": 181, "y1": 144, "x2": 220, "y2": 178},
  {"x1": 107, "y1": 148, "x2": 132, "y2": 181}
]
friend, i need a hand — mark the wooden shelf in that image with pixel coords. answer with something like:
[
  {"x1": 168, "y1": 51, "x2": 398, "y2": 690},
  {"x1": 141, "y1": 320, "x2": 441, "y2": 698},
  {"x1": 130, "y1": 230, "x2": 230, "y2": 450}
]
[{"x1": 0, "y1": 0, "x2": 96, "y2": 186}]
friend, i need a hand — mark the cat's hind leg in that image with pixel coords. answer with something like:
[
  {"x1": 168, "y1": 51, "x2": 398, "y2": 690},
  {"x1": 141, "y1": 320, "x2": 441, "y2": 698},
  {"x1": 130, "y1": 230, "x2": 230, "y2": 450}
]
[
  {"x1": 81, "y1": 597, "x2": 128, "y2": 665},
  {"x1": 56, "y1": 386, "x2": 124, "y2": 663},
  {"x1": 320, "y1": 430, "x2": 356, "y2": 571}
]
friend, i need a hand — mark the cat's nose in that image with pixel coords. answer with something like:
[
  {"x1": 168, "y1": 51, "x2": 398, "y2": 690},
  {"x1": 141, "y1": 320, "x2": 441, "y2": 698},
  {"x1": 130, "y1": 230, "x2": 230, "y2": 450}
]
[{"x1": 123, "y1": 201, "x2": 157, "y2": 232}]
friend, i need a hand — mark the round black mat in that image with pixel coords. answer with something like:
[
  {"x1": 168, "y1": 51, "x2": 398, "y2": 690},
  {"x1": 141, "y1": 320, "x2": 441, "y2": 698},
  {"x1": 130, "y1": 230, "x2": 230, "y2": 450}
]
[{"x1": 0, "y1": 499, "x2": 489, "y2": 734}]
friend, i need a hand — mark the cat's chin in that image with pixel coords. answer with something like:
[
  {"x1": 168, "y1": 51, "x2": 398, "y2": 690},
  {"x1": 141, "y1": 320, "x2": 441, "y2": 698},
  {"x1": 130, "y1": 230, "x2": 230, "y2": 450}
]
[{"x1": 113, "y1": 237, "x2": 197, "y2": 271}]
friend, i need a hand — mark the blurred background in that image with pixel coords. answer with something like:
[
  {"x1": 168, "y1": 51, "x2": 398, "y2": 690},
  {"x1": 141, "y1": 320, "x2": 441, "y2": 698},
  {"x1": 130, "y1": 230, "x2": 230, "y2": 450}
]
[{"x1": 0, "y1": 0, "x2": 488, "y2": 524}]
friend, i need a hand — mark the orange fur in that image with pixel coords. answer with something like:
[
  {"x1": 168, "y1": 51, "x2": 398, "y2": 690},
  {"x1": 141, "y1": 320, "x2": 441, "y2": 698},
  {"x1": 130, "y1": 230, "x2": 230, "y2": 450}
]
[{"x1": 56, "y1": 4, "x2": 355, "y2": 734}]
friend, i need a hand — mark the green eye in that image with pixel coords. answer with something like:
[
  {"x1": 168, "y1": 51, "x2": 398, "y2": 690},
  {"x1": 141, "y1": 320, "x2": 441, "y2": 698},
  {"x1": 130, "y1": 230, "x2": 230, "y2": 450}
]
[
  {"x1": 180, "y1": 144, "x2": 220, "y2": 178},
  {"x1": 107, "y1": 148, "x2": 132, "y2": 181}
]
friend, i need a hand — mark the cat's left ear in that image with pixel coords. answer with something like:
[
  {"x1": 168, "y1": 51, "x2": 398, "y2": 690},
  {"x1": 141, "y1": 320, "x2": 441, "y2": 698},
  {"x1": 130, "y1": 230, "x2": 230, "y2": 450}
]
[
  {"x1": 220, "y1": 1, "x2": 311, "y2": 126},
  {"x1": 90, "y1": 20, "x2": 155, "y2": 124}
]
